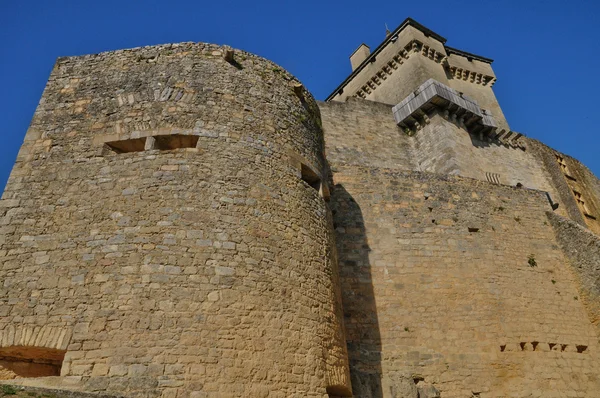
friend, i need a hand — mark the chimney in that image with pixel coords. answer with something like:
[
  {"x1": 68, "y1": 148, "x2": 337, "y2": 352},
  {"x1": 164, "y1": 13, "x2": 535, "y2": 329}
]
[{"x1": 350, "y1": 44, "x2": 370, "y2": 71}]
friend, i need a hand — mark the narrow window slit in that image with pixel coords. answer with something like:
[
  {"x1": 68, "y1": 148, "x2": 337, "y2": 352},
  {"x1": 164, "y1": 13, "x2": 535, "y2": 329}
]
[
  {"x1": 154, "y1": 134, "x2": 199, "y2": 150},
  {"x1": 301, "y1": 164, "x2": 321, "y2": 192},
  {"x1": 105, "y1": 138, "x2": 147, "y2": 153}
]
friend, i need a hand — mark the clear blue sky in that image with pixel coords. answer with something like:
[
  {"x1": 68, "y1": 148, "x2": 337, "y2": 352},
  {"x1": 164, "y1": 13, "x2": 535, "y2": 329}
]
[{"x1": 1, "y1": 0, "x2": 599, "y2": 191}]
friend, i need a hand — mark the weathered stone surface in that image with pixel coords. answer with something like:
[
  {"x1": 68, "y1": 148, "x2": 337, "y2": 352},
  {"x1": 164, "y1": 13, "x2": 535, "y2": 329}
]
[
  {"x1": 2, "y1": 16, "x2": 600, "y2": 398},
  {"x1": 328, "y1": 167, "x2": 600, "y2": 397},
  {"x1": 0, "y1": 42, "x2": 350, "y2": 397},
  {"x1": 416, "y1": 381, "x2": 441, "y2": 398},
  {"x1": 548, "y1": 212, "x2": 600, "y2": 338}
]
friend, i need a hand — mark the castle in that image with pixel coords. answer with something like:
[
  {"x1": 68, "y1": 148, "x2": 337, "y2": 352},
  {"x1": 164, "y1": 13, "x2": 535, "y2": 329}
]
[{"x1": 1, "y1": 17, "x2": 600, "y2": 398}]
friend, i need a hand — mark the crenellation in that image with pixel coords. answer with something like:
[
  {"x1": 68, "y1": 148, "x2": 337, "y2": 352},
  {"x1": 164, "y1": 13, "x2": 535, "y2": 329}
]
[
  {"x1": 446, "y1": 65, "x2": 495, "y2": 87},
  {"x1": 353, "y1": 39, "x2": 448, "y2": 100}
]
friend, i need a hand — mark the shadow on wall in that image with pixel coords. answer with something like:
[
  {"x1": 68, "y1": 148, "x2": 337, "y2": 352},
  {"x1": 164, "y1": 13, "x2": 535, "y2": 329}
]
[
  {"x1": 467, "y1": 131, "x2": 514, "y2": 150},
  {"x1": 330, "y1": 184, "x2": 383, "y2": 398}
]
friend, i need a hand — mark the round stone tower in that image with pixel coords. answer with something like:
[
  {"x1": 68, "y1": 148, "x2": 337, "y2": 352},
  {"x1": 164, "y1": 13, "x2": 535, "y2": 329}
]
[{"x1": 0, "y1": 43, "x2": 351, "y2": 397}]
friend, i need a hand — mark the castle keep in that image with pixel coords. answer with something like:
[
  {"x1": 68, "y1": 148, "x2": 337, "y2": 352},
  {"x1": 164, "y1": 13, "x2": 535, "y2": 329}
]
[{"x1": 1, "y1": 17, "x2": 600, "y2": 398}]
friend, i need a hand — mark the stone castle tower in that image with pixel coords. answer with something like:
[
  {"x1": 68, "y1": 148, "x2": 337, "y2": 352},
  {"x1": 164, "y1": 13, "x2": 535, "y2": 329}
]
[{"x1": 1, "y1": 17, "x2": 600, "y2": 398}]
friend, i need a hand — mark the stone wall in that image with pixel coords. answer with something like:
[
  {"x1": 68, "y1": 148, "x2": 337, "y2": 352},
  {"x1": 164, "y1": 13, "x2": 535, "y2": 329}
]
[
  {"x1": 529, "y1": 140, "x2": 600, "y2": 234},
  {"x1": 3, "y1": 27, "x2": 600, "y2": 398},
  {"x1": 319, "y1": 99, "x2": 413, "y2": 170},
  {"x1": 330, "y1": 167, "x2": 600, "y2": 397},
  {"x1": 559, "y1": 153, "x2": 600, "y2": 234},
  {"x1": 0, "y1": 43, "x2": 350, "y2": 397},
  {"x1": 444, "y1": 52, "x2": 508, "y2": 131},
  {"x1": 413, "y1": 113, "x2": 558, "y2": 193},
  {"x1": 0, "y1": 383, "x2": 123, "y2": 398},
  {"x1": 527, "y1": 140, "x2": 587, "y2": 226},
  {"x1": 321, "y1": 93, "x2": 600, "y2": 398},
  {"x1": 548, "y1": 212, "x2": 600, "y2": 339},
  {"x1": 321, "y1": 100, "x2": 561, "y2": 201}
]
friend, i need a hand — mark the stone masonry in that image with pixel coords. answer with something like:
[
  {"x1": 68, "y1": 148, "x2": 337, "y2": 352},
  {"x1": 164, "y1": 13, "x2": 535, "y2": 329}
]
[
  {"x1": 0, "y1": 43, "x2": 350, "y2": 397},
  {"x1": 1, "y1": 16, "x2": 600, "y2": 398}
]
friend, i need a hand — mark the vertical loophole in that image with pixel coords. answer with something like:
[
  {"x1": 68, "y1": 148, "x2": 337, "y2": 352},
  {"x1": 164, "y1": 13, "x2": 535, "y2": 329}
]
[{"x1": 301, "y1": 164, "x2": 321, "y2": 192}]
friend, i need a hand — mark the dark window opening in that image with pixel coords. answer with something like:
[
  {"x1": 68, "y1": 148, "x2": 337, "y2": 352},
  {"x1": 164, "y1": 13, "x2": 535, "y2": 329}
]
[
  {"x1": 573, "y1": 190, "x2": 594, "y2": 218},
  {"x1": 326, "y1": 385, "x2": 352, "y2": 397},
  {"x1": 556, "y1": 154, "x2": 575, "y2": 179},
  {"x1": 0, "y1": 346, "x2": 66, "y2": 379},
  {"x1": 301, "y1": 164, "x2": 321, "y2": 192},
  {"x1": 154, "y1": 134, "x2": 199, "y2": 150},
  {"x1": 105, "y1": 138, "x2": 146, "y2": 153}
]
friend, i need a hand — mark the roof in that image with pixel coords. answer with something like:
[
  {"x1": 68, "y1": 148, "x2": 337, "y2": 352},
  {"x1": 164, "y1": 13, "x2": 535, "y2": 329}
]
[
  {"x1": 445, "y1": 46, "x2": 494, "y2": 63},
  {"x1": 325, "y1": 18, "x2": 492, "y2": 101}
]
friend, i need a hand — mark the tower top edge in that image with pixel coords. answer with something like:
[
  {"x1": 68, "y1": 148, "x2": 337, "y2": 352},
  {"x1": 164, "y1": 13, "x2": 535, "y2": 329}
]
[
  {"x1": 55, "y1": 42, "x2": 247, "y2": 63},
  {"x1": 325, "y1": 17, "x2": 494, "y2": 101}
]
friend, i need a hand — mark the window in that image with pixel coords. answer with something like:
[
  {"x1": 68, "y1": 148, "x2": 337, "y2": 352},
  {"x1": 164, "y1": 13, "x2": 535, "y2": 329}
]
[
  {"x1": 0, "y1": 346, "x2": 66, "y2": 379},
  {"x1": 555, "y1": 154, "x2": 576, "y2": 180},
  {"x1": 301, "y1": 164, "x2": 321, "y2": 192},
  {"x1": 105, "y1": 137, "x2": 147, "y2": 153},
  {"x1": 572, "y1": 190, "x2": 595, "y2": 219},
  {"x1": 104, "y1": 134, "x2": 199, "y2": 154},
  {"x1": 153, "y1": 134, "x2": 199, "y2": 150}
]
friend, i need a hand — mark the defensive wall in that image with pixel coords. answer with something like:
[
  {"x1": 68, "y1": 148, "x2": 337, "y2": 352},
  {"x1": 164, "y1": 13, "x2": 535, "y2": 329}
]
[
  {"x1": 548, "y1": 213, "x2": 600, "y2": 339},
  {"x1": 320, "y1": 16, "x2": 600, "y2": 396},
  {"x1": 0, "y1": 43, "x2": 350, "y2": 397},
  {"x1": 328, "y1": 167, "x2": 600, "y2": 397},
  {"x1": 320, "y1": 98, "x2": 566, "y2": 214},
  {"x1": 1, "y1": 17, "x2": 600, "y2": 398},
  {"x1": 320, "y1": 95, "x2": 600, "y2": 397}
]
